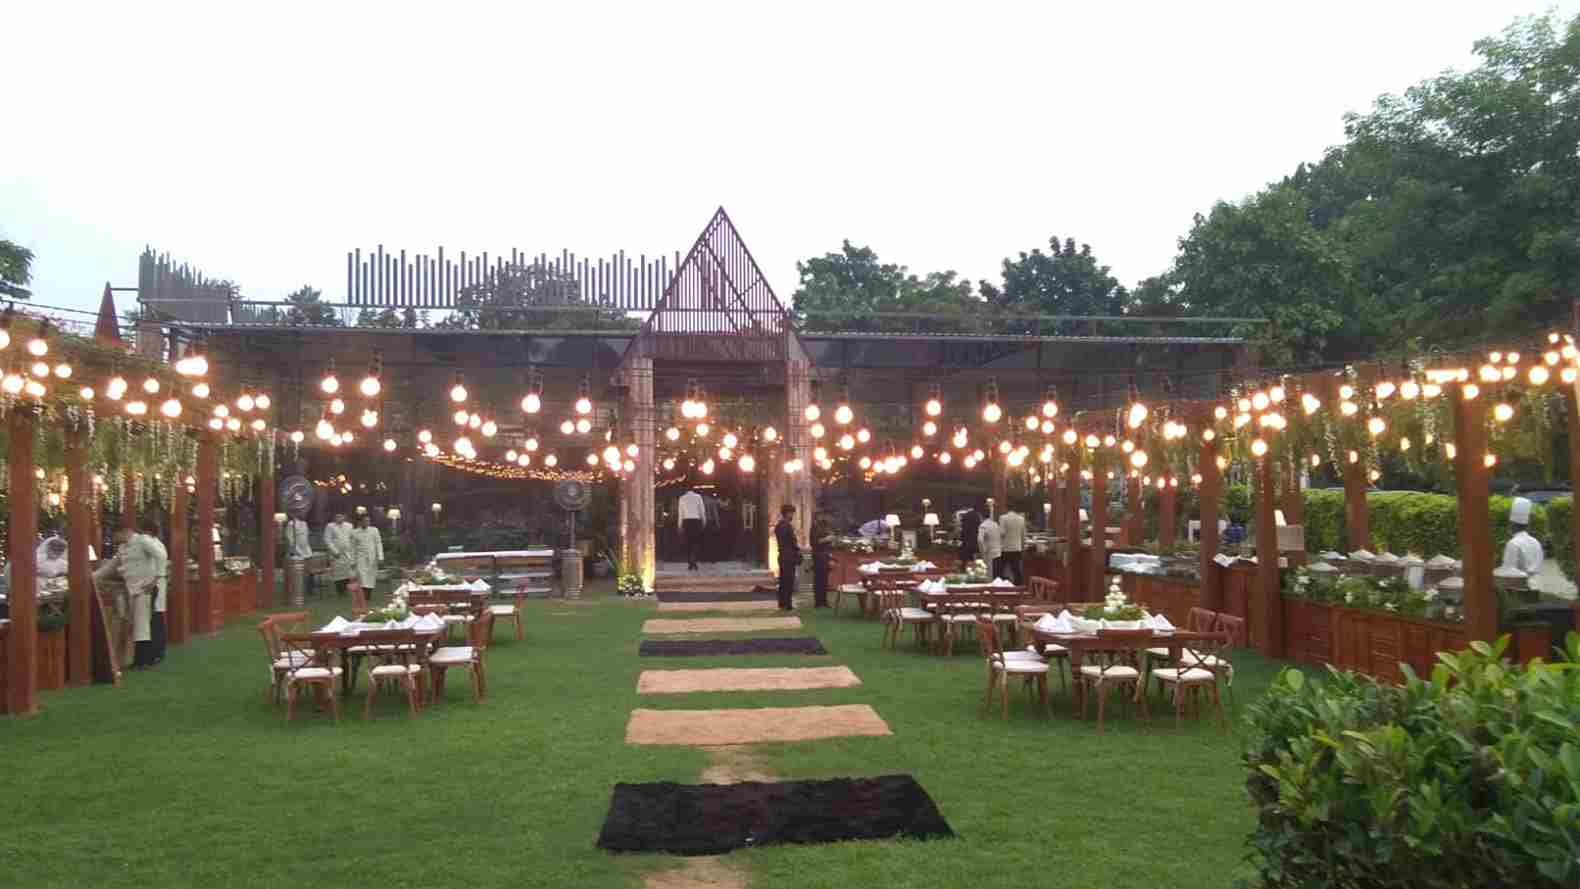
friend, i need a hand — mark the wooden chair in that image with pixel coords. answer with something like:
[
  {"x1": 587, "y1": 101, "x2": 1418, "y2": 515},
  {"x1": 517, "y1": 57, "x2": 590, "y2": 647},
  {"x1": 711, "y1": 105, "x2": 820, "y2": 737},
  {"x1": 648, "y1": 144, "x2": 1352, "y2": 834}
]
[
  {"x1": 429, "y1": 608, "x2": 493, "y2": 704},
  {"x1": 935, "y1": 598, "x2": 983, "y2": 657},
  {"x1": 1078, "y1": 629, "x2": 1152, "y2": 733},
  {"x1": 876, "y1": 588, "x2": 935, "y2": 651},
  {"x1": 257, "y1": 612, "x2": 313, "y2": 706},
  {"x1": 279, "y1": 631, "x2": 343, "y2": 723},
  {"x1": 1148, "y1": 630, "x2": 1231, "y2": 728},
  {"x1": 1028, "y1": 576, "x2": 1060, "y2": 602},
  {"x1": 356, "y1": 628, "x2": 423, "y2": 719},
  {"x1": 975, "y1": 615, "x2": 1050, "y2": 719},
  {"x1": 1209, "y1": 613, "x2": 1244, "y2": 712},
  {"x1": 1145, "y1": 606, "x2": 1218, "y2": 687},
  {"x1": 832, "y1": 583, "x2": 866, "y2": 615},
  {"x1": 491, "y1": 583, "x2": 528, "y2": 641}
]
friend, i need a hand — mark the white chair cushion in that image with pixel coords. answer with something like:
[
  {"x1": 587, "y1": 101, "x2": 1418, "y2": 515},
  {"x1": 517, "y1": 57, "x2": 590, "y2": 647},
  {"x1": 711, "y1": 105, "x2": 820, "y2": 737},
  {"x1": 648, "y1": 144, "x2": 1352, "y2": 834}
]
[
  {"x1": 1153, "y1": 667, "x2": 1216, "y2": 683},
  {"x1": 994, "y1": 659, "x2": 1050, "y2": 674},
  {"x1": 429, "y1": 646, "x2": 475, "y2": 665},
  {"x1": 1002, "y1": 650, "x2": 1045, "y2": 662},
  {"x1": 369, "y1": 664, "x2": 421, "y2": 677},
  {"x1": 942, "y1": 614, "x2": 979, "y2": 623},
  {"x1": 274, "y1": 652, "x2": 311, "y2": 668},
  {"x1": 489, "y1": 604, "x2": 516, "y2": 616},
  {"x1": 1181, "y1": 651, "x2": 1229, "y2": 669},
  {"x1": 990, "y1": 613, "x2": 1018, "y2": 622},
  {"x1": 897, "y1": 607, "x2": 934, "y2": 621},
  {"x1": 1036, "y1": 643, "x2": 1069, "y2": 655},
  {"x1": 289, "y1": 666, "x2": 342, "y2": 680},
  {"x1": 1145, "y1": 646, "x2": 1172, "y2": 659},
  {"x1": 1079, "y1": 664, "x2": 1139, "y2": 680},
  {"x1": 441, "y1": 615, "x2": 469, "y2": 624},
  {"x1": 838, "y1": 584, "x2": 865, "y2": 593}
]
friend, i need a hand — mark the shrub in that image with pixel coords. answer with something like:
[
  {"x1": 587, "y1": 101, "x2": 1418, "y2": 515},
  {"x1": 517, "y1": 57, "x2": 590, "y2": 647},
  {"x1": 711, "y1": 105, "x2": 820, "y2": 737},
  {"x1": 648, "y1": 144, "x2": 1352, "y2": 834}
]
[
  {"x1": 1301, "y1": 488, "x2": 1346, "y2": 553},
  {"x1": 1243, "y1": 635, "x2": 1580, "y2": 889},
  {"x1": 1547, "y1": 496, "x2": 1575, "y2": 582}
]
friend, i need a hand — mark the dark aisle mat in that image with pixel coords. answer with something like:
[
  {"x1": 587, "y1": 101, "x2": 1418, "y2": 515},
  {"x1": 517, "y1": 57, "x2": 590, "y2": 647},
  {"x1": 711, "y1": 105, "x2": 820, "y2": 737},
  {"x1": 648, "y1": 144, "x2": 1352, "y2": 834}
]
[
  {"x1": 638, "y1": 637, "x2": 827, "y2": 657},
  {"x1": 597, "y1": 775, "x2": 955, "y2": 855},
  {"x1": 655, "y1": 589, "x2": 779, "y2": 603}
]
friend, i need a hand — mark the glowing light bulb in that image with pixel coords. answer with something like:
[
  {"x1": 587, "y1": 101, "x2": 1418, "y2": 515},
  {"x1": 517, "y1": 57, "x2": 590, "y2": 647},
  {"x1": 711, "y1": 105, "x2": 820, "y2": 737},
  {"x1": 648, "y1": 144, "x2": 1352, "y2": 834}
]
[
  {"x1": 1367, "y1": 416, "x2": 1386, "y2": 436},
  {"x1": 814, "y1": 446, "x2": 828, "y2": 461},
  {"x1": 1310, "y1": 454, "x2": 1321, "y2": 468},
  {"x1": 1203, "y1": 429, "x2": 1216, "y2": 441},
  {"x1": 322, "y1": 373, "x2": 339, "y2": 395},
  {"x1": 450, "y1": 383, "x2": 467, "y2": 403},
  {"x1": 291, "y1": 429, "x2": 305, "y2": 443},
  {"x1": 738, "y1": 454, "x2": 756, "y2": 473},
  {"x1": 1462, "y1": 383, "x2": 1480, "y2": 400},
  {"x1": 939, "y1": 451, "x2": 952, "y2": 465},
  {"x1": 237, "y1": 393, "x2": 255, "y2": 412},
  {"x1": 856, "y1": 428, "x2": 871, "y2": 444},
  {"x1": 723, "y1": 432, "x2": 738, "y2": 448},
  {"x1": 1127, "y1": 402, "x2": 1148, "y2": 428},
  {"x1": 125, "y1": 400, "x2": 147, "y2": 416},
  {"x1": 79, "y1": 386, "x2": 95, "y2": 400},
  {"x1": 1250, "y1": 438, "x2": 1268, "y2": 457},
  {"x1": 545, "y1": 454, "x2": 558, "y2": 467},
  {"x1": 1302, "y1": 393, "x2": 1321, "y2": 415},
  {"x1": 53, "y1": 363, "x2": 71, "y2": 379},
  {"x1": 719, "y1": 446, "x2": 734, "y2": 461},
  {"x1": 1340, "y1": 401, "x2": 1358, "y2": 416},
  {"x1": 859, "y1": 456, "x2": 872, "y2": 470},
  {"x1": 982, "y1": 402, "x2": 1002, "y2": 424},
  {"x1": 1494, "y1": 403, "x2": 1513, "y2": 422},
  {"x1": 1484, "y1": 453, "x2": 1497, "y2": 468},
  {"x1": 575, "y1": 396, "x2": 592, "y2": 415},
  {"x1": 835, "y1": 403, "x2": 854, "y2": 425},
  {"x1": 922, "y1": 420, "x2": 938, "y2": 436},
  {"x1": 525, "y1": 437, "x2": 539, "y2": 451},
  {"x1": 1530, "y1": 365, "x2": 1550, "y2": 385},
  {"x1": 575, "y1": 418, "x2": 591, "y2": 434},
  {"x1": 925, "y1": 398, "x2": 942, "y2": 416},
  {"x1": 1347, "y1": 449, "x2": 1359, "y2": 464},
  {"x1": 626, "y1": 443, "x2": 639, "y2": 458},
  {"x1": 665, "y1": 426, "x2": 680, "y2": 441},
  {"x1": 521, "y1": 393, "x2": 541, "y2": 414},
  {"x1": 805, "y1": 403, "x2": 820, "y2": 422},
  {"x1": 1214, "y1": 405, "x2": 1228, "y2": 420},
  {"x1": 763, "y1": 426, "x2": 778, "y2": 442},
  {"x1": 999, "y1": 440, "x2": 1012, "y2": 455},
  {"x1": 695, "y1": 423, "x2": 710, "y2": 437},
  {"x1": 810, "y1": 422, "x2": 825, "y2": 439},
  {"x1": 603, "y1": 445, "x2": 621, "y2": 465},
  {"x1": 361, "y1": 409, "x2": 379, "y2": 428},
  {"x1": 560, "y1": 420, "x2": 574, "y2": 434},
  {"x1": 1041, "y1": 420, "x2": 1055, "y2": 435},
  {"x1": 482, "y1": 420, "x2": 498, "y2": 437},
  {"x1": 160, "y1": 398, "x2": 182, "y2": 418},
  {"x1": 360, "y1": 376, "x2": 381, "y2": 398},
  {"x1": 1130, "y1": 451, "x2": 1148, "y2": 468},
  {"x1": 1251, "y1": 392, "x2": 1269, "y2": 412},
  {"x1": 586, "y1": 453, "x2": 599, "y2": 467},
  {"x1": 384, "y1": 439, "x2": 397, "y2": 452},
  {"x1": 701, "y1": 458, "x2": 715, "y2": 475},
  {"x1": 1423, "y1": 382, "x2": 1442, "y2": 398},
  {"x1": 1339, "y1": 384, "x2": 1354, "y2": 400},
  {"x1": 662, "y1": 458, "x2": 675, "y2": 471},
  {"x1": 255, "y1": 394, "x2": 270, "y2": 410},
  {"x1": 141, "y1": 377, "x2": 159, "y2": 394}
]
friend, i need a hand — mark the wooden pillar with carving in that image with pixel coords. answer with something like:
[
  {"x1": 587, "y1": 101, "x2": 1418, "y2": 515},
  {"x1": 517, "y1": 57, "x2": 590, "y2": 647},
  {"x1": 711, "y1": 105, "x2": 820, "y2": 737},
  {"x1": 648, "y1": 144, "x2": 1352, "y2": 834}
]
[
  {"x1": 194, "y1": 434, "x2": 218, "y2": 635},
  {"x1": 64, "y1": 425, "x2": 92, "y2": 686},
  {"x1": 1089, "y1": 448, "x2": 1108, "y2": 598},
  {"x1": 1197, "y1": 435, "x2": 1223, "y2": 610},
  {"x1": 258, "y1": 451, "x2": 276, "y2": 609},
  {"x1": 1254, "y1": 452, "x2": 1283, "y2": 657},
  {"x1": 168, "y1": 475, "x2": 190, "y2": 645},
  {"x1": 6, "y1": 410, "x2": 39, "y2": 715},
  {"x1": 1452, "y1": 384, "x2": 1496, "y2": 644}
]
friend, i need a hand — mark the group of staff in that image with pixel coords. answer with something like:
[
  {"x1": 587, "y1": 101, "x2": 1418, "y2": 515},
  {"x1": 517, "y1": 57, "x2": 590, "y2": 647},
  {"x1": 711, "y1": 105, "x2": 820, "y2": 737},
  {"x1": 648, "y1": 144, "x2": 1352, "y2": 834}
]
[{"x1": 284, "y1": 512, "x2": 384, "y2": 595}]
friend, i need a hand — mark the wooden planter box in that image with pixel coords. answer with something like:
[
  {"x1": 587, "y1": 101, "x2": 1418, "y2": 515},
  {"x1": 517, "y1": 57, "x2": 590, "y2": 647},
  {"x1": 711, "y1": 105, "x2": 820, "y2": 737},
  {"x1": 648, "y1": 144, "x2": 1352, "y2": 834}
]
[
  {"x1": 37, "y1": 627, "x2": 66, "y2": 691},
  {"x1": 1280, "y1": 596, "x2": 1467, "y2": 684}
]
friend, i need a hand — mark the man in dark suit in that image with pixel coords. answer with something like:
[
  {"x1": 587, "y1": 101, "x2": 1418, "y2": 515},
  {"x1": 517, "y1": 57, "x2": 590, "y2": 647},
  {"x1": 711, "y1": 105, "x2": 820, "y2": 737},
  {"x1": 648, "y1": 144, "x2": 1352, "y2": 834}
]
[
  {"x1": 959, "y1": 506, "x2": 982, "y2": 565},
  {"x1": 774, "y1": 504, "x2": 802, "y2": 611}
]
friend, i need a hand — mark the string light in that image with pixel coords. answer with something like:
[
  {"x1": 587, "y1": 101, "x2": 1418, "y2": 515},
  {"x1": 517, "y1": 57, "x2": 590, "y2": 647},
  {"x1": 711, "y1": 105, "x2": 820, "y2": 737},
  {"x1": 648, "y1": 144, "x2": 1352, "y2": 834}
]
[
  {"x1": 1367, "y1": 416, "x2": 1386, "y2": 436},
  {"x1": 1041, "y1": 384, "x2": 1059, "y2": 418},
  {"x1": 160, "y1": 398, "x2": 182, "y2": 418},
  {"x1": 1494, "y1": 402, "x2": 1514, "y2": 422},
  {"x1": 291, "y1": 430, "x2": 305, "y2": 444},
  {"x1": 26, "y1": 320, "x2": 49, "y2": 357},
  {"x1": 738, "y1": 454, "x2": 756, "y2": 473},
  {"x1": 805, "y1": 380, "x2": 821, "y2": 422},
  {"x1": 856, "y1": 428, "x2": 871, "y2": 443},
  {"x1": 1024, "y1": 414, "x2": 1039, "y2": 431},
  {"x1": 834, "y1": 381, "x2": 854, "y2": 425},
  {"x1": 810, "y1": 421, "x2": 826, "y2": 439},
  {"x1": 763, "y1": 426, "x2": 778, "y2": 443},
  {"x1": 78, "y1": 386, "x2": 94, "y2": 400},
  {"x1": 330, "y1": 398, "x2": 345, "y2": 415},
  {"x1": 321, "y1": 358, "x2": 340, "y2": 395},
  {"x1": 1251, "y1": 438, "x2": 1268, "y2": 457},
  {"x1": 449, "y1": 372, "x2": 467, "y2": 403},
  {"x1": 560, "y1": 419, "x2": 575, "y2": 434},
  {"x1": 922, "y1": 420, "x2": 938, "y2": 436},
  {"x1": 1529, "y1": 365, "x2": 1550, "y2": 385},
  {"x1": 925, "y1": 382, "x2": 943, "y2": 417},
  {"x1": 575, "y1": 418, "x2": 592, "y2": 434},
  {"x1": 981, "y1": 378, "x2": 1001, "y2": 424},
  {"x1": 521, "y1": 369, "x2": 543, "y2": 414},
  {"x1": 1485, "y1": 453, "x2": 1497, "y2": 468},
  {"x1": 666, "y1": 426, "x2": 681, "y2": 441}
]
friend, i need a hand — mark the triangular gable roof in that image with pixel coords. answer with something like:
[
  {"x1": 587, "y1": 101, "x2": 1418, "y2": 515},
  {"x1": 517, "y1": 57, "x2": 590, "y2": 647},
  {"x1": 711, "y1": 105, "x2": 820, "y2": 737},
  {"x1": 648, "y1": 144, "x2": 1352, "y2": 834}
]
[
  {"x1": 95, "y1": 283, "x2": 126, "y2": 347},
  {"x1": 622, "y1": 208, "x2": 808, "y2": 365}
]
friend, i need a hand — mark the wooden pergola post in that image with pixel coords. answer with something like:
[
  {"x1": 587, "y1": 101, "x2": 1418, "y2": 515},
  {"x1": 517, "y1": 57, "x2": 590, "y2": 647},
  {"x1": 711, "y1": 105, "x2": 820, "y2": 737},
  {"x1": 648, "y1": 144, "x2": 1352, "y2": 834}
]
[
  {"x1": 120, "y1": 472, "x2": 136, "y2": 534},
  {"x1": 1452, "y1": 385, "x2": 1497, "y2": 643},
  {"x1": 168, "y1": 476, "x2": 189, "y2": 645},
  {"x1": 194, "y1": 434, "x2": 218, "y2": 635},
  {"x1": 64, "y1": 425, "x2": 92, "y2": 686},
  {"x1": 1063, "y1": 441, "x2": 1083, "y2": 597},
  {"x1": 1158, "y1": 476, "x2": 1177, "y2": 547},
  {"x1": 1282, "y1": 457, "x2": 1306, "y2": 566},
  {"x1": 6, "y1": 409, "x2": 39, "y2": 716},
  {"x1": 785, "y1": 360, "x2": 815, "y2": 553},
  {"x1": 1089, "y1": 450, "x2": 1108, "y2": 599},
  {"x1": 991, "y1": 457, "x2": 1008, "y2": 519},
  {"x1": 1254, "y1": 451, "x2": 1283, "y2": 657},
  {"x1": 1124, "y1": 473, "x2": 1141, "y2": 545},
  {"x1": 258, "y1": 452, "x2": 276, "y2": 609},
  {"x1": 1197, "y1": 435, "x2": 1223, "y2": 610}
]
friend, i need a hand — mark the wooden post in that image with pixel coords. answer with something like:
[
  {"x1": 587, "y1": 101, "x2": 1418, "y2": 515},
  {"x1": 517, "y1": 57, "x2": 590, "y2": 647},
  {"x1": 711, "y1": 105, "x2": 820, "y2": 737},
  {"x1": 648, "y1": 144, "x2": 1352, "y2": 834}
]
[
  {"x1": 1282, "y1": 458, "x2": 1306, "y2": 566},
  {"x1": 194, "y1": 435, "x2": 218, "y2": 635},
  {"x1": 1568, "y1": 386, "x2": 1580, "y2": 597},
  {"x1": 1089, "y1": 450, "x2": 1108, "y2": 598},
  {"x1": 632, "y1": 357, "x2": 656, "y2": 589},
  {"x1": 6, "y1": 410, "x2": 38, "y2": 715},
  {"x1": 1197, "y1": 436, "x2": 1222, "y2": 610},
  {"x1": 1063, "y1": 441, "x2": 1083, "y2": 597},
  {"x1": 1124, "y1": 473, "x2": 1141, "y2": 545},
  {"x1": 1159, "y1": 476, "x2": 1177, "y2": 547},
  {"x1": 121, "y1": 471, "x2": 136, "y2": 535},
  {"x1": 258, "y1": 455, "x2": 276, "y2": 609},
  {"x1": 1254, "y1": 453, "x2": 1283, "y2": 657},
  {"x1": 786, "y1": 360, "x2": 815, "y2": 551},
  {"x1": 64, "y1": 425, "x2": 92, "y2": 686},
  {"x1": 168, "y1": 476, "x2": 189, "y2": 645},
  {"x1": 1452, "y1": 385, "x2": 1497, "y2": 644}
]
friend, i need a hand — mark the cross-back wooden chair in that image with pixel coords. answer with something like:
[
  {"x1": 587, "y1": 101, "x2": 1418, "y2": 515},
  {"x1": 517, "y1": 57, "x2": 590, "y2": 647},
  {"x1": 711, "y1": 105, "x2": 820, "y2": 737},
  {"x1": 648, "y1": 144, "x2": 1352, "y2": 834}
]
[
  {"x1": 1079, "y1": 629, "x2": 1153, "y2": 733},
  {"x1": 429, "y1": 608, "x2": 493, "y2": 704},
  {"x1": 975, "y1": 615, "x2": 1050, "y2": 719},
  {"x1": 1028, "y1": 576, "x2": 1060, "y2": 602},
  {"x1": 1145, "y1": 606, "x2": 1219, "y2": 684},
  {"x1": 1148, "y1": 630, "x2": 1231, "y2": 728},
  {"x1": 876, "y1": 588, "x2": 935, "y2": 651},
  {"x1": 279, "y1": 630, "x2": 344, "y2": 723},
  {"x1": 258, "y1": 611, "x2": 313, "y2": 706},
  {"x1": 355, "y1": 628, "x2": 423, "y2": 719},
  {"x1": 935, "y1": 596, "x2": 984, "y2": 657}
]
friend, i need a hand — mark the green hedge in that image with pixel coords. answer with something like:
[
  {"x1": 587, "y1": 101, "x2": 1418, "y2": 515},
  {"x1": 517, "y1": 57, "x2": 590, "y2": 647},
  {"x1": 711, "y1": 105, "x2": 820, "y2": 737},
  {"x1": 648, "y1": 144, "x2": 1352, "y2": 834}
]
[
  {"x1": 1547, "y1": 497, "x2": 1576, "y2": 582},
  {"x1": 1244, "y1": 637, "x2": 1580, "y2": 888}
]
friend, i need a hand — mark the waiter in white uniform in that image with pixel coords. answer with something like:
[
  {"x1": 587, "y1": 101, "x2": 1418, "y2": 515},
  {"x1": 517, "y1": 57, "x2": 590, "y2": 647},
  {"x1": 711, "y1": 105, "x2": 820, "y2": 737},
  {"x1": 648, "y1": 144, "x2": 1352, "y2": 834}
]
[{"x1": 1502, "y1": 497, "x2": 1544, "y2": 588}]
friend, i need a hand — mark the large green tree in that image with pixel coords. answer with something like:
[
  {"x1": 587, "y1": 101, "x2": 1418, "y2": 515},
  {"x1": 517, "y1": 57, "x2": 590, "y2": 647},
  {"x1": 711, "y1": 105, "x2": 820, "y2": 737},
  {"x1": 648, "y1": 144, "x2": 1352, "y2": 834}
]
[
  {"x1": 436, "y1": 262, "x2": 637, "y2": 331},
  {"x1": 791, "y1": 241, "x2": 984, "y2": 332},
  {"x1": 1, "y1": 238, "x2": 35, "y2": 299},
  {"x1": 979, "y1": 236, "x2": 1129, "y2": 334}
]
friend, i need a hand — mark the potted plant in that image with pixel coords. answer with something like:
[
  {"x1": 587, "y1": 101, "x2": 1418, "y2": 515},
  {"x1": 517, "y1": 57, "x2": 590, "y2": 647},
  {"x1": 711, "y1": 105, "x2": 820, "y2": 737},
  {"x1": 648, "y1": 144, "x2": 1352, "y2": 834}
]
[{"x1": 617, "y1": 573, "x2": 647, "y2": 597}]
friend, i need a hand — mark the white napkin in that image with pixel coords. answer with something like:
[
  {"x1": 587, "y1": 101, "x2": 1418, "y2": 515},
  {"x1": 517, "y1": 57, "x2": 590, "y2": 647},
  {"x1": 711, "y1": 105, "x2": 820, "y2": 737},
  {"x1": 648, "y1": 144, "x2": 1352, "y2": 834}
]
[
  {"x1": 988, "y1": 577, "x2": 1013, "y2": 588},
  {"x1": 414, "y1": 613, "x2": 444, "y2": 631},
  {"x1": 1148, "y1": 613, "x2": 1176, "y2": 631},
  {"x1": 322, "y1": 616, "x2": 349, "y2": 633},
  {"x1": 917, "y1": 580, "x2": 946, "y2": 594},
  {"x1": 1035, "y1": 613, "x2": 1075, "y2": 633},
  {"x1": 914, "y1": 560, "x2": 936, "y2": 571},
  {"x1": 858, "y1": 562, "x2": 879, "y2": 575},
  {"x1": 393, "y1": 582, "x2": 412, "y2": 596},
  {"x1": 468, "y1": 579, "x2": 490, "y2": 593},
  {"x1": 1057, "y1": 609, "x2": 1074, "y2": 622}
]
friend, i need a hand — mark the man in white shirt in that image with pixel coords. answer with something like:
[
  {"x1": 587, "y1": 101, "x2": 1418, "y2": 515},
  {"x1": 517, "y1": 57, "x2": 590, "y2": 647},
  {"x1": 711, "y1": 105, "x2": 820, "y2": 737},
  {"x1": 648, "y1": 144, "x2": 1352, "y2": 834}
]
[
  {"x1": 977, "y1": 510, "x2": 1003, "y2": 578},
  {"x1": 95, "y1": 519, "x2": 168, "y2": 669},
  {"x1": 678, "y1": 489, "x2": 706, "y2": 571},
  {"x1": 1502, "y1": 497, "x2": 1544, "y2": 585},
  {"x1": 998, "y1": 508, "x2": 1026, "y2": 584},
  {"x1": 285, "y1": 516, "x2": 313, "y2": 560},
  {"x1": 324, "y1": 513, "x2": 355, "y2": 594}
]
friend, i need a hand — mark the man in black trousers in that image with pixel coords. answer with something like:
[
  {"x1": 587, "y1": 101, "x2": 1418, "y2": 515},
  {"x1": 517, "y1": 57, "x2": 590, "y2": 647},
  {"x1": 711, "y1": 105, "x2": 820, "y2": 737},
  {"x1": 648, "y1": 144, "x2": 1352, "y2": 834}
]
[{"x1": 774, "y1": 504, "x2": 802, "y2": 611}]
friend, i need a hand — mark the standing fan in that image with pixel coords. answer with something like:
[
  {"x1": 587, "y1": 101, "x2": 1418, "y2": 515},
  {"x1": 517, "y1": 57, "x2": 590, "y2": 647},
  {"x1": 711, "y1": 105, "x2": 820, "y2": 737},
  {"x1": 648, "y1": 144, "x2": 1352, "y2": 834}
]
[{"x1": 554, "y1": 479, "x2": 592, "y2": 547}]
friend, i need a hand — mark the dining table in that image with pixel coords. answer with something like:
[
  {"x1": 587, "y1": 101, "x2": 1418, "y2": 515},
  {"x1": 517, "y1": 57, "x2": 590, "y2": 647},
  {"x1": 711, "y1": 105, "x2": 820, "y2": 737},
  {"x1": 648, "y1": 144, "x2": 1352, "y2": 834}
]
[
  {"x1": 1025, "y1": 626, "x2": 1218, "y2": 717},
  {"x1": 315, "y1": 615, "x2": 448, "y2": 695},
  {"x1": 913, "y1": 584, "x2": 1030, "y2": 654}
]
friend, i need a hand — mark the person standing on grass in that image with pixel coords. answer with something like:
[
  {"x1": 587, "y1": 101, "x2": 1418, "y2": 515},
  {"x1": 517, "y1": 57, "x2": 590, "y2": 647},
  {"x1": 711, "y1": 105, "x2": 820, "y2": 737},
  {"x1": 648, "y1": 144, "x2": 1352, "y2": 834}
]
[
  {"x1": 95, "y1": 520, "x2": 167, "y2": 669},
  {"x1": 959, "y1": 505, "x2": 982, "y2": 566},
  {"x1": 977, "y1": 508, "x2": 1003, "y2": 578},
  {"x1": 811, "y1": 512, "x2": 835, "y2": 608},
  {"x1": 350, "y1": 514, "x2": 384, "y2": 599},
  {"x1": 998, "y1": 506, "x2": 1026, "y2": 584},
  {"x1": 324, "y1": 513, "x2": 354, "y2": 594},
  {"x1": 678, "y1": 488, "x2": 706, "y2": 571},
  {"x1": 774, "y1": 503, "x2": 802, "y2": 611}
]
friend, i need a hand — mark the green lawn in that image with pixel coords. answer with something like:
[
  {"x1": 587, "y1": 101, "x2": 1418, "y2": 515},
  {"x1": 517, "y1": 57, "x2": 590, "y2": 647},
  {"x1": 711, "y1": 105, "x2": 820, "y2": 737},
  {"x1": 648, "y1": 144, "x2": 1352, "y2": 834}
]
[{"x1": 0, "y1": 583, "x2": 1288, "y2": 888}]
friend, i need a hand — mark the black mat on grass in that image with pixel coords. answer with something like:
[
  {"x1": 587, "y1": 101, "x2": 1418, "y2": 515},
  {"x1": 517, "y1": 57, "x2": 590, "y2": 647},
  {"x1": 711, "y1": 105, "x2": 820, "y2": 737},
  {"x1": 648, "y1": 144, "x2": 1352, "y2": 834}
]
[
  {"x1": 655, "y1": 589, "x2": 778, "y2": 602},
  {"x1": 596, "y1": 775, "x2": 954, "y2": 855},
  {"x1": 639, "y1": 637, "x2": 827, "y2": 657}
]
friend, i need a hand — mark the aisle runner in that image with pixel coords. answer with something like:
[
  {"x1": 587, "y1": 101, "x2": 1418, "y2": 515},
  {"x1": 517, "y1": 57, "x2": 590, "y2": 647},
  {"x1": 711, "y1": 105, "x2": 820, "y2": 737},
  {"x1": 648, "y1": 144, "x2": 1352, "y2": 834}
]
[
  {"x1": 636, "y1": 666, "x2": 861, "y2": 695},
  {"x1": 626, "y1": 704, "x2": 892, "y2": 746},
  {"x1": 639, "y1": 638, "x2": 827, "y2": 657},
  {"x1": 655, "y1": 601, "x2": 781, "y2": 614},
  {"x1": 641, "y1": 616, "x2": 800, "y2": 635}
]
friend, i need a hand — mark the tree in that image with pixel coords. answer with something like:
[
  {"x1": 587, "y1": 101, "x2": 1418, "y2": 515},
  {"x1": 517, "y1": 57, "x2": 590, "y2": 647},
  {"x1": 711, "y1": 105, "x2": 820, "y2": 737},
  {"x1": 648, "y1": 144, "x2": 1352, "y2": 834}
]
[
  {"x1": 1, "y1": 238, "x2": 35, "y2": 299},
  {"x1": 253, "y1": 285, "x2": 342, "y2": 326},
  {"x1": 355, "y1": 307, "x2": 426, "y2": 328},
  {"x1": 791, "y1": 240, "x2": 985, "y2": 332},
  {"x1": 435, "y1": 262, "x2": 638, "y2": 331},
  {"x1": 979, "y1": 236, "x2": 1129, "y2": 334}
]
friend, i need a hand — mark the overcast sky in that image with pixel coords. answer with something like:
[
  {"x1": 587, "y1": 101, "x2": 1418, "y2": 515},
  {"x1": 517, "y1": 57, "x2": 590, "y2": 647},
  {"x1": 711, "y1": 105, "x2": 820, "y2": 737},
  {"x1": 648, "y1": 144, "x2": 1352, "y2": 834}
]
[{"x1": 4, "y1": 1, "x2": 1575, "y2": 320}]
